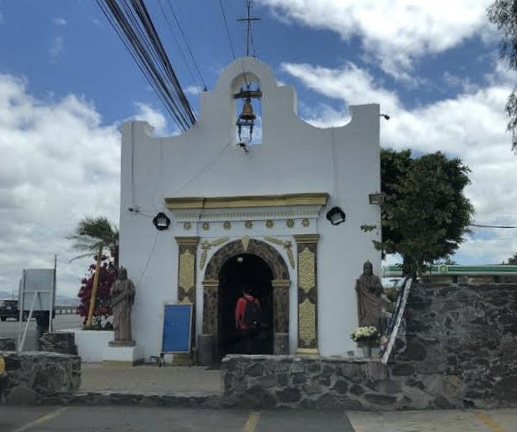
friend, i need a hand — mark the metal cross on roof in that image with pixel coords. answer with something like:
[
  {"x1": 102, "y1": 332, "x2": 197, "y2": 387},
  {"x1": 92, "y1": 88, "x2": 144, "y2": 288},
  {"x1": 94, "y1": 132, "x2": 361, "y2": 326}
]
[{"x1": 237, "y1": 0, "x2": 260, "y2": 57}]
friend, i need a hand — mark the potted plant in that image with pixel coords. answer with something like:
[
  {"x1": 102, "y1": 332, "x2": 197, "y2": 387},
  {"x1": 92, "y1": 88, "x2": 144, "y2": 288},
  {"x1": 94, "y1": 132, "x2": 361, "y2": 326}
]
[{"x1": 350, "y1": 326, "x2": 380, "y2": 358}]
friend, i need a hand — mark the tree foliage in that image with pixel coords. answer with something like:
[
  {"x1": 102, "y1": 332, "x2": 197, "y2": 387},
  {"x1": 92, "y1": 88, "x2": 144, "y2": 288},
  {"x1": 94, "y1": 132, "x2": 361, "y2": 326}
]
[
  {"x1": 377, "y1": 149, "x2": 474, "y2": 277},
  {"x1": 487, "y1": 0, "x2": 517, "y2": 151},
  {"x1": 506, "y1": 253, "x2": 517, "y2": 264},
  {"x1": 67, "y1": 216, "x2": 119, "y2": 266},
  {"x1": 67, "y1": 216, "x2": 119, "y2": 326}
]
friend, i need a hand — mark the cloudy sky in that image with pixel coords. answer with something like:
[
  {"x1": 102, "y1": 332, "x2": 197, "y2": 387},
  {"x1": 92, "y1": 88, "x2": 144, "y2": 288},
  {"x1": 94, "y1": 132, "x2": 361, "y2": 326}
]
[{"x1": 0, "y1": 0, "x2": 516, "y2": 298}]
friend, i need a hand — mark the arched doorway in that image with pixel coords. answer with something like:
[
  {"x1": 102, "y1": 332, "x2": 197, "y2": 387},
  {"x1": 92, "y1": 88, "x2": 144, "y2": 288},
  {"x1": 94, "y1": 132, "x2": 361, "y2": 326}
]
[
  {"x1": 202, "y1": 238, "x2": 291, "y2": 357},
  {"x1": 218, "y1": 254, "x2": 274, "y2": 357}
]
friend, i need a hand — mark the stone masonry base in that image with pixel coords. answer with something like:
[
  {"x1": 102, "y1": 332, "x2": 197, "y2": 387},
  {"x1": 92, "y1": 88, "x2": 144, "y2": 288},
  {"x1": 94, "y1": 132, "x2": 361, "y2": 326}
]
[{"x1": 221, "y1": 355, "x2": 517, "y2": 411}]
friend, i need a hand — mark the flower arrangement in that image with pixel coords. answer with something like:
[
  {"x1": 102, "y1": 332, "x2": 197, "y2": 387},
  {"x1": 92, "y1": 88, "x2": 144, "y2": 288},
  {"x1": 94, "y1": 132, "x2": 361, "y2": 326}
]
[{"x1": 350, "y1": 326, "x2": 379, "y2": 343}]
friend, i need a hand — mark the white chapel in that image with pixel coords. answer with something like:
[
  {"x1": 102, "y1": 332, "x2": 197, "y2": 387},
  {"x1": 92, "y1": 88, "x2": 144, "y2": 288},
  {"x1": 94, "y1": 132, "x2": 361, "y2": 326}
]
[{"x1": 118, "y1": 56, "x2": 382, "y2": 362}]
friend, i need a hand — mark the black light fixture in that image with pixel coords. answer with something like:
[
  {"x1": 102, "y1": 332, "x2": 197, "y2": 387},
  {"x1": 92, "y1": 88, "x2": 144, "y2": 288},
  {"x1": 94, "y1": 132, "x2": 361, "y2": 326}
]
[
  {"x1": 380, "y1": 113, "x2": 390, "y2": 120},
  {"x1": 326, "y1": 207, "x2": 346, "y2": 226},
  {"x1": 153, "y1": 212, "x2": 171, "y2": 231},
  {"x1": 369, "y1": 193, "x2": 385, "y2": 205}
]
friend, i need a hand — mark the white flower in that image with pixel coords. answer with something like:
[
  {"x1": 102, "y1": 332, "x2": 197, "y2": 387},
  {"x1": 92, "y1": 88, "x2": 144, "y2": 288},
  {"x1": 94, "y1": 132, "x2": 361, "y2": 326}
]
[{"x1": 350, "y1": 326, "x2": 379, "y2": 342}]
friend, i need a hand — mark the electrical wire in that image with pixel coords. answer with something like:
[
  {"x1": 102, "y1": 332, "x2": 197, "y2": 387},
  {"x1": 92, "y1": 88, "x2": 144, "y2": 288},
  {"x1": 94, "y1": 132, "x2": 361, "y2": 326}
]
[
  {"x1": 96, "y1": 0, "x2": 196, "y2": 132},
  {"x1": 163, "y1": 0, "x2": 207, "y2": 90},
  {"x1": 157, "y1": 0, "x2": 200, "y2": 91},
  {"x1": 470, "y1": 223, "x2": 517, "y2": 229},
  {"x1": 169, "y1": 140, "x2": 233, "y2": 197},
  {"x1": 136, "y1": 231, "x2": 160, "y2": 287},
  {"x1": 219, "y1": 0, "x2": 236, "y2": 60}
]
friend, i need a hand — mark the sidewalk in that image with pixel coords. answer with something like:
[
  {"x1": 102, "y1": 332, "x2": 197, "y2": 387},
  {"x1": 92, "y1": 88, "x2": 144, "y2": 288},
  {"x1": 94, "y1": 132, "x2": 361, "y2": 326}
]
[
  {"x1": 77, "y1": 364, "x2": 517, "y2": 432},
  {"x1": 348, "y1": 409, "x2": 517, "y2": 432},
  {"x1": 80, "y1": 363, "x2": 222, "y2": 395}
]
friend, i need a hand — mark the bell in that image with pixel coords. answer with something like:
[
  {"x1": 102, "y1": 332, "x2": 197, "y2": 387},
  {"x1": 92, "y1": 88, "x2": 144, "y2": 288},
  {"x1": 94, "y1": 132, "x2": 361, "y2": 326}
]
[{"x1": 239, "y1": 98, "x2": 256, "y2": 121}]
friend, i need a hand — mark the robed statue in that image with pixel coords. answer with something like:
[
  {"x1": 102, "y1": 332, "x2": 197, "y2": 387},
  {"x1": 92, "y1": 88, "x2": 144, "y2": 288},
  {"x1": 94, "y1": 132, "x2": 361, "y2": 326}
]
[
  {"x1": 356, "y1": 261, "x2": 384, "y2": 331},
  {"x1": 110, "y1": 266, "x2": 136, "y2": 345}
]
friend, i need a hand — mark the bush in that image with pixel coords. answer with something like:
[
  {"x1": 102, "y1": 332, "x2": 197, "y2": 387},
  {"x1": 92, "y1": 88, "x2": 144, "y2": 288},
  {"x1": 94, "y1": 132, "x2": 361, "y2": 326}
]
[{"x1": 76, "y1": 254, "x2": 117, "y2": 329}]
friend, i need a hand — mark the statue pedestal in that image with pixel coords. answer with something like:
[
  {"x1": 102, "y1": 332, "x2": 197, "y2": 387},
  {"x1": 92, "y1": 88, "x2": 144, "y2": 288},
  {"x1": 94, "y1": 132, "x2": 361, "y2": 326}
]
[{"x1": 103, "y1": 344, "x2": 144, "y2": 366}]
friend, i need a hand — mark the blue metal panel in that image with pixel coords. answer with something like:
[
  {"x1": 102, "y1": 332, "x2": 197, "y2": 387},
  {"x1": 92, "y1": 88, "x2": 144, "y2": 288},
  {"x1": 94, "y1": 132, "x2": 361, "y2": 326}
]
[{"x1": 161, "y1": 304, "x2": 193, "y2": 353}]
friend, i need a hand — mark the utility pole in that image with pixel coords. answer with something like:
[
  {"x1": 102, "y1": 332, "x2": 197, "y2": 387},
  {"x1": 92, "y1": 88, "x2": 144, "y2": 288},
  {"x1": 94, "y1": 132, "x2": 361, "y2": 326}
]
[{"x1": 237, "y1": 0, "x2": 260, "y2": 57}]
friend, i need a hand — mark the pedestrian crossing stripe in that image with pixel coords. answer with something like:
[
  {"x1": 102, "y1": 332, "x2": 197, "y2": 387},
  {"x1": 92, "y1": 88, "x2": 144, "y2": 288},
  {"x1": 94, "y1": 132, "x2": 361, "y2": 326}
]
[{"x1": 0, "y1": 355, "x2": 5, "y2": 375}]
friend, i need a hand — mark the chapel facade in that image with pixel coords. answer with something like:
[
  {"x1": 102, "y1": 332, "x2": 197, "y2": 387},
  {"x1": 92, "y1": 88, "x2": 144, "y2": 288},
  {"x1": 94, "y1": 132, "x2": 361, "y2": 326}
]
[{"x1": 118, "y1": 56, "x2": 382, "y2": 362}]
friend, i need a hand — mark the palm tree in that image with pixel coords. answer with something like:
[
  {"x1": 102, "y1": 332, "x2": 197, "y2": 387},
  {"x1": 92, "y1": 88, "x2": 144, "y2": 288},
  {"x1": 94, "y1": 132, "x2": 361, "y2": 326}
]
[{"x1": 67, "y1": 216, "x2": 119, "y2": 327}]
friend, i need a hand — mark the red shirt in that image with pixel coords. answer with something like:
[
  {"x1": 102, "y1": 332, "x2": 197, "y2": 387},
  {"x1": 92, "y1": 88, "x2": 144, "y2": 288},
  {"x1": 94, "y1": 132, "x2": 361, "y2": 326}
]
[{"x1": 235, "y1": 295, "x2": 260, "y2": 329}]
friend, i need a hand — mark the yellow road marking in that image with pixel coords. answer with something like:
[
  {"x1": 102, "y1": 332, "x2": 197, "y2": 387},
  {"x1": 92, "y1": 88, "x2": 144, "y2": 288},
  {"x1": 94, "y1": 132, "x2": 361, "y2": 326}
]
[
  {"x1": 11, "y1": 406, "x2": 69, "y2": 432},
  {"x1": 475, "y1": 411, "x2": 508, "y2": 432},
  {"x1": 243, "y1": 411, "x2": 260, "y2": 432}
]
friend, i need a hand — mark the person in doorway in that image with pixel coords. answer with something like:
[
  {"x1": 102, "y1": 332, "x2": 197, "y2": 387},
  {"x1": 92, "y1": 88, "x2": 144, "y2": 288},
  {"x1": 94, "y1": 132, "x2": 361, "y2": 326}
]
[{"x1": 234, "y1": 285, "x2": 262, "y2": 354}]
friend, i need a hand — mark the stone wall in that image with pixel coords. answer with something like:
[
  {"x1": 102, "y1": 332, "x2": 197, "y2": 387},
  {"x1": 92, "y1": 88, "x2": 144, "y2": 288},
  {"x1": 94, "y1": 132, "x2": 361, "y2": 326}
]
[
  {"x1": 222, "y1": 283, "x2": 517, "y2": 410},
  {"x1": 398, "y1": 282, "x2": 517, "y2": 408},
  {"x1": 1, "y1": 351, "x2": 81, "y2": 405},
  {"x1": 0, "y1": 338, "x2": 16, "y2": 351},
  {"x1": 40, "y1": 332, "x2": 78, "y2": 355}
]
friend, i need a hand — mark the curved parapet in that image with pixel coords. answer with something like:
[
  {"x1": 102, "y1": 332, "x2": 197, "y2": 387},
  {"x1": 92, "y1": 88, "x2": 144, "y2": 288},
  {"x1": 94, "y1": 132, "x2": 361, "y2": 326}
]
[{"x1": 214, "y1": 56, "x2": 279, "y2": 95}]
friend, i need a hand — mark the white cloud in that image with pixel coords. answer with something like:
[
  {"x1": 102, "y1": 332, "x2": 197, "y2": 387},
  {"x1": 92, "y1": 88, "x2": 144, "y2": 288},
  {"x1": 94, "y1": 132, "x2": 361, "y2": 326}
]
[
  {"x1": 49, "y1": 36, "x2": 64, "y2": 63},
  {"x1": 184, "y1": 85, "x2": 203, "y2": 96},
  {"x1": 281, "y1": 60, "x2": 517, "y2": 265},
  {"x1": 260, "y1": 0, "x2": 495, "y2": 77},
  {"x1": 281, "y1": 62, "x2": 400, "y2": 114},
  {"x1": 52, "y1": 18, "x2": 67, "y2": 26},
  {"x1": 133, "y1": 102, "x2": 168, "y2": 136},
  {"x1": 0, "y1": 75, "x2": 165, "y2": 298}
]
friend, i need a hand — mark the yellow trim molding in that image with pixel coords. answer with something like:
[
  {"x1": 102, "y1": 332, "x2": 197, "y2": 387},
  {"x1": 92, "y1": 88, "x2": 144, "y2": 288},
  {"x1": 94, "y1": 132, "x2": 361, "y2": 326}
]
[
  {"x1": 175, "y1": 236, "x2": 200, "y2": 246},
  {"x1": 295, "y1": 348, "x2": 319, "y2": 356},
  {"x1": 165, "y1": 193, "x2": 329, "y2": 210}
]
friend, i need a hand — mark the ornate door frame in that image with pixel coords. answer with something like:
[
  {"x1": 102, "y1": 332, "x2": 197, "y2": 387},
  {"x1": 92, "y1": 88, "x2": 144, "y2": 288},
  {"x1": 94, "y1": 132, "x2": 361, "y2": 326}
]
[{"x1": 201, "y1": 237, "x2": 291, "y2": 354}]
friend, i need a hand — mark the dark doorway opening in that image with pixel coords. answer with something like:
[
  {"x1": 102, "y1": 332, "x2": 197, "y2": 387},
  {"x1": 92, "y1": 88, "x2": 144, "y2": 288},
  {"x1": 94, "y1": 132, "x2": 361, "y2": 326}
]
[{"x1": 217, "y1": 253, "x2": 274, "y2": 358}]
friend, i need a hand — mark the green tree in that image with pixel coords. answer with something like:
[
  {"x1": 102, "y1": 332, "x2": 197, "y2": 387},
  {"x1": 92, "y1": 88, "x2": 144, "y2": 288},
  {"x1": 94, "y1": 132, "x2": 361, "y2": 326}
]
[
  {"x1": 487, "y1": 0, "x2": 517, "y2": 151},
  {"x1": 435, "y1": 256, "x2": 458, "y2": 265},
  {"x1": 376, "y1": 150, "x2": 474, "y2": 278},
  {"x1": 67, "y1": 216, "x2": 119, "y2": 327},
  {"x1": 506, "y1": 253, "x2": 517, "y2": 264}
]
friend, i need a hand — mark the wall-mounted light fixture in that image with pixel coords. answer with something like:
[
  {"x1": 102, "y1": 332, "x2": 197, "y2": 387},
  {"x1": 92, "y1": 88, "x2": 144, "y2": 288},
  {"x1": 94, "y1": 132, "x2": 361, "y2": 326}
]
[
  {"x1": 380, "y1": 113, "x2": 390, "y2": 120},
  {"x1": 326, "y1": 207, "x2": 346, "y2": 226},
  {"x1": 152, "y1": 212, "x2": 171, "y2": 231},
  {"x1": 368, "y1": 193, "x2": 385, "y2": 205}
]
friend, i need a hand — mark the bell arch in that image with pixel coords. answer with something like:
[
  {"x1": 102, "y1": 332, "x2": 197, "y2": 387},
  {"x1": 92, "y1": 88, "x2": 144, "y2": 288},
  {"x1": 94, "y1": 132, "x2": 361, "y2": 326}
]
[{"x1": 202, "y1": 238, "x2": 291, "y2": 354}]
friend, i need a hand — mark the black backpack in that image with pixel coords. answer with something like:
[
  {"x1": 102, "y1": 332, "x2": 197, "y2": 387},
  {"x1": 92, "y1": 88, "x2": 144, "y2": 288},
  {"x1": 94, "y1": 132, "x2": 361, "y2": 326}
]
[{"x1": 242, "y1": 298, "x2": 262, "y2": 327}]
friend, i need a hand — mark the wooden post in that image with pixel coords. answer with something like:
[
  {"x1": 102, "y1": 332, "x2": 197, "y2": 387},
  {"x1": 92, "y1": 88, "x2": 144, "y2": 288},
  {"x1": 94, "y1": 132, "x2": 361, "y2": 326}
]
[{"x1": 86, "y1": 244, "x2": 103, "y2": 327}]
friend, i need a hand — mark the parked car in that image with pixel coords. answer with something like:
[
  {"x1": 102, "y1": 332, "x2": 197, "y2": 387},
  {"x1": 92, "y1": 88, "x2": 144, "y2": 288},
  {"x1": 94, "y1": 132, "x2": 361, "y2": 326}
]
[
  {"x1": 0, "y1": 300, "x2": 28, "y2": 322},
  {"x1": 0, "y1": 354, "x2": 7, "y2": 402}
]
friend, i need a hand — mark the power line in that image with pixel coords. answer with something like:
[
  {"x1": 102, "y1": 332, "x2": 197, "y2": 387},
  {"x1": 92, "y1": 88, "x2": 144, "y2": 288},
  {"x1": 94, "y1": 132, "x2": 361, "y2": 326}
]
[
  {"x1": 96, "y1": 0, "x2": 196, "y2": 132},
  {"x1": 157, "y1": 0, "x2": 200, "y2": 91},
  {"x1": 470, "y1": 223, "x2": 517, "y2": 229},
  {"x1": 163, "y1": 0, "x2": 207, "y2": 90},
  {"x1": 218, "y1": 0, "x2": 236, "y2": 60}
]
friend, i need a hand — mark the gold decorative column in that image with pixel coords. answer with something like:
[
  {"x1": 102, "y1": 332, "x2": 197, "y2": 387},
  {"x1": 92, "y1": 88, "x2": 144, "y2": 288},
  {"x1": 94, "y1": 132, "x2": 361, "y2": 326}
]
[
  {"x1": 175, "y1": 237, "x2": 200, "y2": 304},
  {"x1": 175, "y1": 236, "x2": 199, "y2": 361},
  {"x1": 294, "y1": 234, "x2": 319, "y2": 356}
]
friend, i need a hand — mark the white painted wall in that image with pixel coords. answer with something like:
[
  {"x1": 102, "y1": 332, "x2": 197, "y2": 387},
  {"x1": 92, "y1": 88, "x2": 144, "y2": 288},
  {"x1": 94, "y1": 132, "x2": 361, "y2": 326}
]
[
  {"x1": 71, "y1": 330, "x2": 114, "y2": 363},
  {"x1": 119, "y1": 57, "x2": 381, "y2": 360}
]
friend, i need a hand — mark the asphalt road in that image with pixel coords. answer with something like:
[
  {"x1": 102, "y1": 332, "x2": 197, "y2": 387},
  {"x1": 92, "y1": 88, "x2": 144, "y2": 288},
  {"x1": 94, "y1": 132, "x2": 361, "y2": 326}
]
[
  {"x1": 0, "y1": 314, "x2": 82, "y2": 351},
  {"x1": 0, "y1": 406, "x2": 355, "y2": 432},
  {"x1": 3, "y1": 406, "x2": 517, "y2": 432}
]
